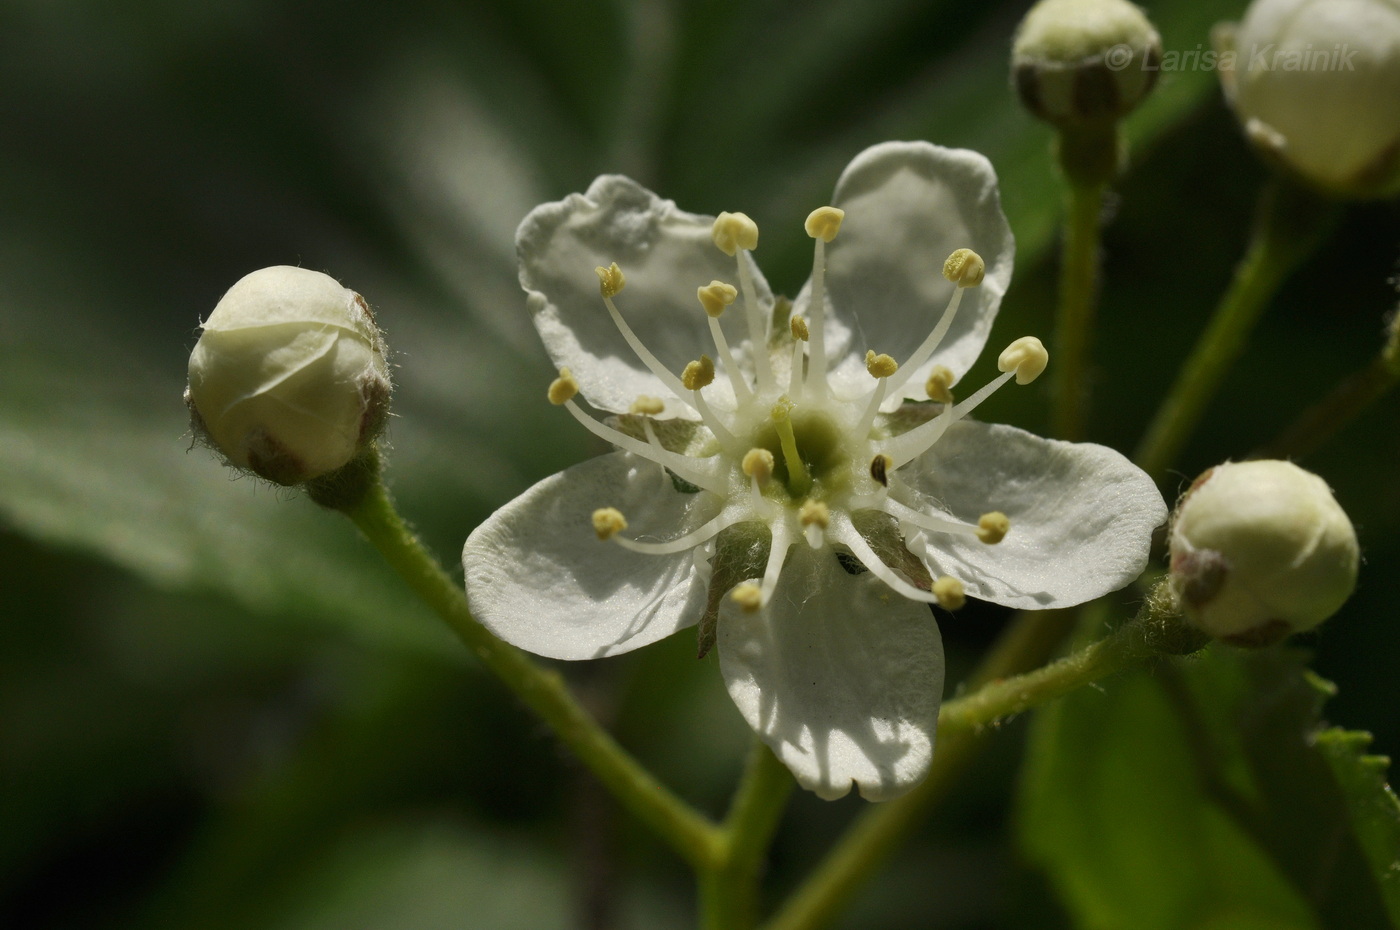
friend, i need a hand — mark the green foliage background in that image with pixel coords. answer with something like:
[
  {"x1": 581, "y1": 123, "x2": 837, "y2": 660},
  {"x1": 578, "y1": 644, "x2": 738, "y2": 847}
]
[{"x1": 1, "y1": 1, "x2": 1397, "y2": 927}]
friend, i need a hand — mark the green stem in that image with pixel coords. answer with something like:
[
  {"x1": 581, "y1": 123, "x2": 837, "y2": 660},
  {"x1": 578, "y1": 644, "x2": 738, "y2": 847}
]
[
  {"x1": 343, "y1": 480, "x2": 722, "y2": 868},
  {"x1": 1259, "y1": 312, "x2": 1400, "y2": 460},
  {"x1": 761, "y1": 592, "x2": 1204, "y2": 930},
  {"x1": 1052, "y1": 181, "x2": 1106, "y2": 441},
  {"x1": 1134, "y1": 179, "x2": 1337, "y2": 478},
  {"x1": 700, "y1": 740, "x2": 794, "y2": 930}
]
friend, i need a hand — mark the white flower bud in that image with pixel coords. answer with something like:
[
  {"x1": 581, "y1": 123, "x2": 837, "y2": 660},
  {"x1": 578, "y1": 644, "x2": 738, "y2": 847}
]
[
  {"x1": 1012, "y1": 0, "x2": 1163, "y2": 127},
  {"x1": 1169, "y1": 460, "x2": 1359, "y2": 646},
  {"x1": 186, "y1": 266, "x2": 392, "y2": 485},
  {"x1": 1217, "y1": 0, "x2": 1400, "y2": 199}
]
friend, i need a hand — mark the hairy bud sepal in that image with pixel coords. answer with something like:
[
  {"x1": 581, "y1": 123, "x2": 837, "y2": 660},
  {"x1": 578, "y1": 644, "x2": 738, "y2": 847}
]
[
  {"x1": 186, "y1": 266, "x2": 393, "y2": 487},
  {"x1": 1169, "y1": 460, "x2": 1359, "y2": 647}
]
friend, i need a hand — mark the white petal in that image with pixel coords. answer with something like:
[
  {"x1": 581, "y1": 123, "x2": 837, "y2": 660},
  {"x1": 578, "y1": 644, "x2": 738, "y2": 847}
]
[
  {"x1": 897, "y1": 421, "x2": 1166, "y2": 610},
  {"x1": 718, "y1": 544, "x2": 944, "y2": 802},
  {"x1": 517, "y1": 175, "x2": 771, "y2": 415},
  {"x1": 796, "y1": 141, "x2": 1014, "y2": 402},
  {"x1": 463, "y1": 451, "x2": 716, "y2": 659}
]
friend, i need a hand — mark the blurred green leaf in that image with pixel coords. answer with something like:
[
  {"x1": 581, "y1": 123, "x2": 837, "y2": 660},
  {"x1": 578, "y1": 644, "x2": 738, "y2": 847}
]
[
  {"x1": 1018, "y1": 647, "x2": 1398, "y2": 930},
  {"x1": 1314, "y1": 727, "x2": 1400, "y2": 923}
]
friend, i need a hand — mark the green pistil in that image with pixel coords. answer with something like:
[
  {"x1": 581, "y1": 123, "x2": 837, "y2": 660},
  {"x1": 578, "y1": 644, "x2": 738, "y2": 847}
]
[{"x1": 771, "y1": 400, "x2": 812, "y2": 498}]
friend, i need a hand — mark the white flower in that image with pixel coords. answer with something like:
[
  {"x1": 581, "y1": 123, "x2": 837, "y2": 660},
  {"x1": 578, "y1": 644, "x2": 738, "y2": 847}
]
[{"x1": 463, "y1": 142, "x2": 1166, "y2": 801}]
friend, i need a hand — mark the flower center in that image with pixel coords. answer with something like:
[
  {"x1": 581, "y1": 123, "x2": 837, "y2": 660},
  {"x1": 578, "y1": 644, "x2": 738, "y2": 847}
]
[{"x1": 749, "y1": 406, "x2": 849, "y2": 501}]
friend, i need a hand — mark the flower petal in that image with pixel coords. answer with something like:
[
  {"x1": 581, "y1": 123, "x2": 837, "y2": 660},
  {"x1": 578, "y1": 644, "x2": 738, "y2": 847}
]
[
  {"x1": 517, "y1": 175, "x2": 772, "y2": 415},
  {"x1": 898, "y1": 421, "x2": 1166, "y2": 609},
  {"x1": 463, "y1": 451, "x2": 715, "y2": 659},
  {"x1": 797, "y1": 141, "x2": 1014, "y2": 402},
  {"x1": 718, "y1": 544, "x2": 944, "y2": 801}
]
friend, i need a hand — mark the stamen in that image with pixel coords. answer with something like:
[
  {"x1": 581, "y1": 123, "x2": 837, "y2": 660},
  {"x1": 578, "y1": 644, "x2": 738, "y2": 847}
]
[
  {"x1": 932, "y1": 576, "x2": 966, "y2": 611},
  {"x1": 925, "y1": 365, "x2": 955, "y2": 404},
  {"x1": 803, "y1": 208, "x2": 845, "y2": 399},
  {"x1": 735, "y1": 252, "x2": 774, "y2": 392},
  {"x1": 596, "y1": 262, "x2": 625, "y2": 297},
  {"x1": 881, "y1": 496, "x2": 983, "y2": 539},
  {"x1": 943, "y1": 248, "x2": 985, "y2": 287},
  {"x1": 758, "y1": 521, "x2": 791, "y2": 603},
  {"x1": 855, "y1": 349, "x2": 898, "y2": 439},
  {"x1": 743, "y1": 447, "x2": 775, "y2": 510},
  {"x1": 630, "y1": 395, "x2": 665, "y2": 415},
  {"x1": 608, "y1": 510, "x2": 736, "y2": 556},
  {"x1": 682, "y1": 356, "x2": 715, "y2": 391},
  {"x1": 799, "y1": 499, "x2": 830, "y2": 549},
  {"x1": 697, "y1": 281, "x2": 738, "y2": 317},
  {"x1": 712, "y1": 212, "x2": 759, "y2": 257},
  {"x1": 548, "y1": 368, "x2": 580, "y2": 405},
  {"x1": 563, "y1": 398, "x2": 725, "y2": 494},
  {"x1": 878, "y1": 337, "x2": 1041, "y2": 468},
  {"x1": 977, "y1": 512, "x2": 1010, "y2": 544},
  {"x1": 788, "y1": 315, "x2": 809, "y2": 398},
  {"x1": 640, "y1": 418, "x2": 671, "y2": 491},
  {"x1": 831, "y1": 516, "x2": 942, "y2": 605},
  {"x1": 593, "y1": 507, "x2": 628, "y2": 540},
  {"x1": 870, "y1": 453, "x2": 892, "y2": 487},
  {"x1": 804, "y1": 206, "x2": 844, "y2": 243},
  {"x1": 731, "y1": 582, "x2": 763, "y2": 613},
  {"x1": 742, "y1": 448, "x2": 774, "y2": 482},
  {"x1": 595, "y1": 263, "x2": 692, "y2": 401},
  {"x1": 883, "y1": 248, "x2": 982, "y2": 398},
  {"x1": 998, "y1": 336, "x2": 1049, "y2": 384},
  {"x1": 691, "y1": 388, "x2": 741, "y2": 452},
  {"x1": 771, "y1": 399, "x2": 811, "y2": 496},
  {"x1": 698, "y1": 283, "x2": 752, "y2": 404}
]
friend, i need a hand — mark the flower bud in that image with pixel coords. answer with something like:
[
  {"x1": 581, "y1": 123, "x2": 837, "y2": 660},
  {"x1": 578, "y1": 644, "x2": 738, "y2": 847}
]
[
  {"x1": 186, "y1": 266, "x2": 392, "y2": 485},
  {"x1": 1216, "y1": 0, "x2": 1400, "y2": 199},
  {"x1": 1169, "y1": 460, "x2": 1359, "y2": 646},
  {"x1": 1012, "y1": 0, "x2": 1163, "y2": 127}
]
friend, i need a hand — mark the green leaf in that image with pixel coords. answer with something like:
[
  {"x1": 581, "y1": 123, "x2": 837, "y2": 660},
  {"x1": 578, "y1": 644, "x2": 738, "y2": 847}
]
[
  {"x1": 1019, "y1": 647, "x2": 1399, "y2": 930},
  {"x1": 1314, "y1": 727, "x2": 1400, "y2": 923}
]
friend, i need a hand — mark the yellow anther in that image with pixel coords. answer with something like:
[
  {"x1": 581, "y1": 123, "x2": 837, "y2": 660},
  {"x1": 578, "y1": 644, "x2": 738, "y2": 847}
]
[
  {"x1": 731, "y1": 582, "x2": 764, "y2": 613},
  {"x1": 804, "y1": 206, "x2": 845, "y2": 243},
  {"x1": 697, "y1": 280, "x2": 738, "y2": 318},
  {"x1": 592, "y1": 507, "x2": 628, "y2": 541},
  {"x1": 742, "y1": 448, "x2": 775, "y2": 482},
  {"x1": 790, "y1": 315, "x2": 810, "y2": 341},
  {"x1": 681, "y1": 355, "x2": 716, "y2": 391},
  {"x1": 925, "y1": 365, "x2": 955, "y2": 404},
  {"x1": 870, "y1": 453, "x2": 892, "y2": 487},
  {"x1": 548, "y1": 367, "x2": 580, "y2": 405},
  {"x1": 943, "y1": 248, "x2": 985, "y2": 288},
  {"x1": 997, "y1": 336, "x2": 1049, "y2": 385},
  {"x1": 629, "y1": 395, "x2": 665, "y2": 415},
  {"x1": 865, "y1": 349, "x2": 898, "y2": 379},
  {"x1": 595, "y1": 262, "x2": 626, "y2": 298},
  {"x1": 977, "y1": 512, "x2": 1010, "y2": 545},
  {"x1": 799, "y1": 499, "x2": 830, "y2": 529},
  {"x1": 712, "y1": 212, "x2": 759, "y2": 256},
  {"x1": 932, "y1": 576, "x2": 966, "y2": 611}
]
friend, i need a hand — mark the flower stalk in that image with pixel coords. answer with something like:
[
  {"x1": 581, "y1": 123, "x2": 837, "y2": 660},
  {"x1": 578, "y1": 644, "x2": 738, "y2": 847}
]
[
  {"x1": 1260, "y1": 310, "x2": 1400, "y2": 459},
  {"x1": 338, "y1": 471, "x2": 723, "y2": 868},
  {"x1": 1052, "y1": 177, "x2": 1106, "y2": 440},
  {"x1": 1134, "y1": 178, "x2": 1337, "y2": 478}
]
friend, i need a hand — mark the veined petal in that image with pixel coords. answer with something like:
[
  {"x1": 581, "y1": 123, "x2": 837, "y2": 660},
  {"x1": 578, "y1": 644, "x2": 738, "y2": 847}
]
[
  {"x1": 463, "y1": 451, "x2": 715, "y2": 659},
  {"x1": 518, "y1": 175, "x2": 771, "y2": 415},
  {"x1": 796, "y1": 142, "x2": 1014, "y2": 403},
  {"x1": 898, "y1": 421, "x2": 1167, "y2": 610},
  {"x1": 717, "y1": 544, "x2": 944, "y2": 802}
]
